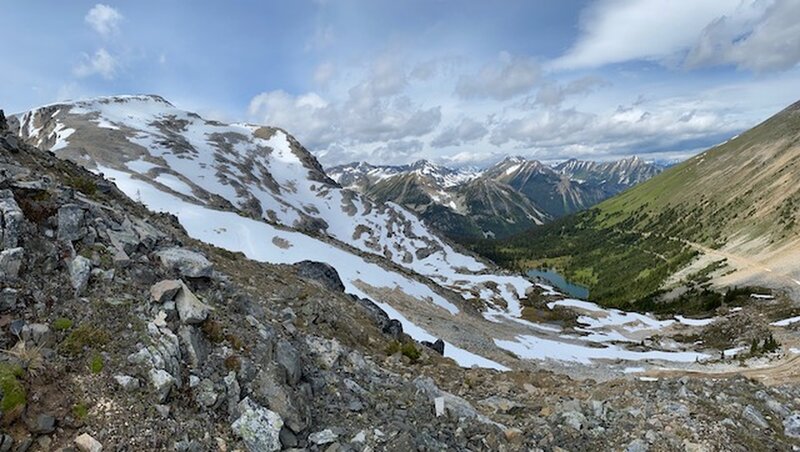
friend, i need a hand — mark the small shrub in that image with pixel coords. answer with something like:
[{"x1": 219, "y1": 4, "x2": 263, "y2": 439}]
[
  {"x1": 401, "y1": 342, "x2": 421, "y2": 363},
  {"x1": 52, "y1": 317, "x2": 74, "y2": 331},
  {"x1": 224, "y1": 355, "x2": 241, "y2": 372},
  {"x1": 201, "y1": 319, "x2": 225, "y2": 343},
  {"x1": 67, "y1": 176, "x2": 97, "y2": 196},
  {"x1": 73, "y1": 403, "x2": 88, "y2": 420},
  {"x1": 61, "y1": 324, "x2": 110, "y2": 355},
  {"x1": 89, "y1": 354, "x2": 104, "y2": 374},
  {"x1": 385, "y1": 341, "x2": 401, "y2": 355}
]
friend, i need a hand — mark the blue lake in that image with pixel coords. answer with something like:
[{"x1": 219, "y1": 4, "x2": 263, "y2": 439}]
[{"x1": 527, "y1": 268, "x2": 590, "y2": 299}]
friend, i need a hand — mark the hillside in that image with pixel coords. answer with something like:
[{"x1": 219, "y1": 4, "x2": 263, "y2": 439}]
[{"x1": 480, "y1": 100, "x2": 800, "y2": 309}]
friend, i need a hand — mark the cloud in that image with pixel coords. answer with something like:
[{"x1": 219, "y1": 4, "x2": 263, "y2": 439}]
[
  {"x1": 531, "y1": 76, "x2": 609, "y2": 107},
  {"x1": 550, "y1": 0, "x2": 765, "y2": 70},
  {"x1": 73, "y1": 48, "x2": 118, "y2": 79},
  {"x1": 430, "y1": 117, "x2": 488, "y2": 148},
  {"x1": 489, "y1": 98, "x2": 743, "y2": 161},
  {"x1": 455, "y1": 52, "x2": 541, "y2": 100},
  {"x1": 85, "y1": 4, "x2": 123, "y2": 36},
  {"x1": 685, "y1": 0, "x2": 800, "y2": 72}
]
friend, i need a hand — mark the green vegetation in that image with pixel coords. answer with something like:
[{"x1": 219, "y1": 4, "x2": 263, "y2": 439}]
[
  {"x1": 0, "y1": 363, "x2": 26, "y2": 415},
  {"x1": 61, "y1": 324, "x2": 110, "y2": 355},
  {"x1": 470, "y1": 209, "x2": 698, "y2": 310},
  {"x1": 89, "y1": 353, "x2": 104, "y2": 374},
  {"x1": 67, "y1": 175, "x2": 97, "y2": 196},
  {"x1": 385, "y1": 340, "x2": 421, "y2": 363},
  {"x1": 52, "y1": 317, "x2": 74, "y2": 331},
  {"x1": 750, "y1": 333, "x2": 780, "y2": 357},
  {"x1": 73, "y1": 403, "x2": 89, "y2": 420}
]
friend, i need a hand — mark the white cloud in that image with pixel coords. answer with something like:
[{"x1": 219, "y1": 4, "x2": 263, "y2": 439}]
[
  {"x1": 73, "y1": 48, "x2": 118, "y2": 79},
  {"x1": 455, "y1": 52, "x2": 541, "y2": 100},
  {"x1": 85, "y1": 4, "x2": 123, "y2": 36},
  {"x1": 430, "y1": 117, "x2": 488, "y2": 148},
  {"x1": 686, "y1": 0, "x2": 800, "y2": 72},
  {"x1": 531, "y1": 76, "x2": 610, "y2": 107},
  {"x1": 550, "y1": 0, "x2": 762, "y2": 70}
]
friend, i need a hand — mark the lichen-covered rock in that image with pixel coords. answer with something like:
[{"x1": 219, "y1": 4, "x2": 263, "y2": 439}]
[
  {"x1": 155, "y1": 247, "x2": 213, "y2": 278},
  {"x1": 69, "y1": 255, "x2": 92, "y2": 294},
  {"x1": 150, "y1": 279, "x2": 182, "y2": 303},
  {"x1": 231, "y1": 397, "x2": 283, "y2": 452},
  {"x1": 275, "y1": 340, "x2": 301, "y2": 386},
  {"x1": 0, "y1": 247, "x2": 23, "y2": 281},
  {"x1": 57, "y1": 204, "x2": 86, "y2": 242},
  {"x1": 149, "y1": 368, "x2": 176, "y2": 403},
  {"x1": 74, "y1": 433, "x2": 103, "y2": 452},
  {"x1": 0, "y1": 190, "x2": 23, "y2": 249}
]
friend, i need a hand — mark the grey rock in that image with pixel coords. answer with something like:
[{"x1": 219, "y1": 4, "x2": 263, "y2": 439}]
[
  {"x1": 276, "y1": 340, "x2": 302, "y2": 386},
  {"x1": 195, "y1": 378, "x2": 218, "y2": 408},
  {"x1": 421, "y1": 338, "x2": 445, "y2": 355},
  {"x1": 252, "y1": 369, "x2": 307, "y2": 433},
  {"x1": 74, "y1": 433, "x2": 102, "y2": 452},
  {"x1": 305, "y1": 335, "x2": 343, "y2": 369},
  {"x1": 57, "y1": 204, "x2": 86, "y2": 242},
  {"x1": 0, "y1": 247, "x2": 23, "y2": 281},
  {"x1": 626, "y1": 439, "x2": 649, "y2": 452},
  {"x1": 224, "y1": 371, "x2": 241, "y2": 420},
  {"x1": 155, "y1": 404, "x2": 170, "y2": 419},
  {"x1": 0, "y1": 288, "x2": 17, "y2": 311},
  {"x1": 155, "y1": 247, "x2": 213, "y2": 278},
  {"x1": 784, "y1": 412, "x2": 800, "y2": 438},
  {"x1": 0, "y1": 433, "x2": 12, "y2": 452},
  {"x1": 309, "y1": 429, "x2": 338, "y2": 446},
  {"x1": 26, "y1": 413, "x2": 55, "y2": 434},
  {"x1": 175, "y1": 282, "x2": 210, "y2": 324},
  {"x1": 293, "y1": 261, "x2": 345, "y2": 292},
  {"x1": 0, "y1": 190, "x2": 23, "y2": 249},
  {"x1": 20, "y1": 323, "x2": 51, "y2": 347},
  {"x1": 113, "y1": 375, "x2": 140, "y2": 391},
  {"x1": 231, "y1": 397, "x2": 284, "y2": 452},
  {"x1": 413, "y1": 376, "x2": 500, "y2": 427},
  {"x1": 562, "y1": 410, "x2": 586, "y2": 430},
  {"x1": 178, "y1": 325, "x2": 208, "y2": 368},
  {"x1": 742, "y1": 404, "x2": 769, "y2": 429},
  {"x1": 150, "y1": 279, "x2": 182, "y2": 303},
  {"x1": 149, "y1": 368, "x2": 176, "y2": 403},
  {"x1": 279, "y1": 426, "x2": 298, "y2": 448},
  {"x1": 478, "y1": 396, "x2": 524, "y2": 415},
  {"x1": 68, "y1": 256, "x2": 92, "y2": 294}
]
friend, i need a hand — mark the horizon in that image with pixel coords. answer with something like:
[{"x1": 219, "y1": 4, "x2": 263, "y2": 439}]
[{"x1": 5, "y1": 1, "x2": 800, "y2": 167}]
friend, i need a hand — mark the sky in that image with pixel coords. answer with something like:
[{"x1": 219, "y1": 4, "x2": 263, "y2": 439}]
[{"x1": 4, "y1": 0, "x2": 800, "y2": 167}]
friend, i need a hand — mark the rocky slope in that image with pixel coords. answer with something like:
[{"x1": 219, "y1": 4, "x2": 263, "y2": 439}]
[{"x1": 6, "y1": 110, "x2": 800, "y2": 450}]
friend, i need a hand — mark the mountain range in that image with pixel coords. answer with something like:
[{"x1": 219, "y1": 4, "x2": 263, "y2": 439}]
[
  {"x1": 482, "y1": 99, "x2": 800, "y2": 310},
  {"x1": 329, "y1": 154, "x2": 664, "y2": 240}
]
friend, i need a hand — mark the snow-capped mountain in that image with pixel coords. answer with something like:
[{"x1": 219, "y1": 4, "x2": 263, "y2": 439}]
[
  {"x1": 14, "y1": 95, "x2": 533, "y2": 332},
  {"x1": 328, "y1": 159, "x2": 480, "y2": 193},
  {"x1": 555, "y1": 156, "x2": 663, "y2": 190}
]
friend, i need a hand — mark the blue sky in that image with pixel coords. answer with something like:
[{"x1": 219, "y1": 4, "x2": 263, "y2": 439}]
[{"x1": 4, "y1": 1, "x2": 800, "y2": 166}]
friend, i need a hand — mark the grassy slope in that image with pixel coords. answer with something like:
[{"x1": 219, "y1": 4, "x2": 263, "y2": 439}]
[{"x1": 473, "y1": 100, "x2": 800, "y2": 310}]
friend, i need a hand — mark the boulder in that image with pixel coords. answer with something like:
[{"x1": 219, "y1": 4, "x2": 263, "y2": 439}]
[
  {"x1": 69, "y1": 256, "x2": 92, "y2": 294},
  {"x1": 421, "y1": 338, "x2": 445, "y2": 355},
  {"x1": 304, "y1": 335, "x2": 343, "y2": 369},
  {"x1": 150, "y1": 279, "x2": 182, "y2": 303},
  {"x1": 178, "y1": 325, "x2": 208, "y2": 367},
  {"x1": 155, "y1": 248, "x2": 213, "y2": 278},
  {"x1": 0, "y1": 247, "x2": 23, "y2": 281},
  {"x1": 113, "y1": 375, "x2": 140, "y2": 391},
  {"x1": 74, "y1": 433, "x2": 103, "y2": 452},
  {"x1": 251, "y1": 369, "x2": 308, "y2": 433},
  {"x1": 175, "y1": 282, "x2": 210, "y2": 324},
  {"x1": 275, "y1": 340, "x2": 302, "y2": 386},
  {"x1": 21, "y1": 323, "x2": 51, "y2": 347},
  {"x1": 0, "y1": 190, "x2": 23, "y2": 249},
  {"x1": 784, "y1": 412, "x2": 800, "y2": 438},
  {"x1": 293, "y1": 261, "x2": 345, "y2": 292},
  {"x1": 57, "y1": 204, "x2": 86, "y2": 242},
  {"x1": 308, "y1": 429, "x2": 338, "y2": 446},
  {"x1": 0, "y1": 288, "x2": 17, "y2": 311},
  {"x1": 743, "y1": 404, "x2": 769, "y2": 429},
  {"x1": 149, "y1": 368, "x2": 176, "y2": 403},
  {"x1": 195, "y1": 378, "x2": 218, "y2": 408},
  {"x1": 231, "y1": 397, "x2": 283, "y2": 452}
]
